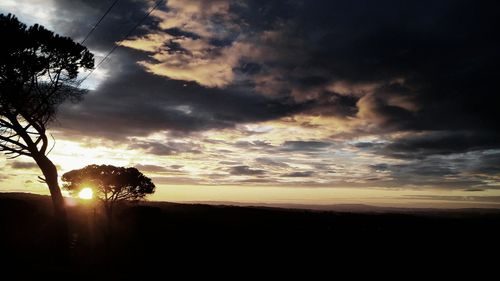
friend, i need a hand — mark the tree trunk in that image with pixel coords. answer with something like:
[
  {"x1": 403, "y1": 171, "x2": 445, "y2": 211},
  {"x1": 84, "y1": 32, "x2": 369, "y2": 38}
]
[
  {"x1": 105, "y1": 203, "x2": 114, "y2": 234},
  {"x1": 36, "y1": 154, "x2": 67, "y2": 220},
  {"x1": 103, "y1": 202, "x2": 114, "y2": 252},
  {"x1": 34, "y1": 154, "x2": 69, "y2": 260}
]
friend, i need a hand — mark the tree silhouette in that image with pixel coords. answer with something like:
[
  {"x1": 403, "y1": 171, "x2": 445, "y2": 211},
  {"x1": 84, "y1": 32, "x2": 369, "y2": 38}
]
[
  {"x1": 0, "y1": 14, "x2": 94, "y2": 225},
  {"x1": 62, "y1": 165, "x2": 156, "y2": 225}
]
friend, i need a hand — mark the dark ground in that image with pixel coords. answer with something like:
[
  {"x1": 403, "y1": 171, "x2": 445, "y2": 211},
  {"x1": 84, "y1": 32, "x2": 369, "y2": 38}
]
[{"x1": 1, "y1": 192, "x2": 499, "y2": 279}]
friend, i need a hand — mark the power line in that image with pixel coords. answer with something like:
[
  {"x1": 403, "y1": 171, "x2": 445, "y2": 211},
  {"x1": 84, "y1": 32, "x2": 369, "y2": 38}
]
[
  {"x1": 79, "y1": 0, "x2": 165, "y2": 86},
  {"x1": 81, "y1": 0, "x2": 120, "y2": 45}
]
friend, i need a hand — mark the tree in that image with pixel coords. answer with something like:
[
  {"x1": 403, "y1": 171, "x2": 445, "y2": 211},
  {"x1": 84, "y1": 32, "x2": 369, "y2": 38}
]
[
  {"x1": 0, "y1": 13, "x2": 94, "y2": 223},
  {"x1": 62, "y1": 165, "x2": 156, "y2": 224}
]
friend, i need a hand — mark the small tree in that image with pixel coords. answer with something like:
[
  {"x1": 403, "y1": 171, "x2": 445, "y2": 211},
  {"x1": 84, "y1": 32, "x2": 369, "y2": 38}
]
[
  {"x1": 62, "y1": 165, "x2": 156, "y2": 224},
  {"x1": 0, "y1": 14, "x2": 94, "y2": 222}
]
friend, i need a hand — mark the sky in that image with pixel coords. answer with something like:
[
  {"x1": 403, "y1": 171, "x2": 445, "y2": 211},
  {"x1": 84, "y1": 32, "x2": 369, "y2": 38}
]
[{"x1": 1, "y1": 0, "x2": 499, "y2": 208}]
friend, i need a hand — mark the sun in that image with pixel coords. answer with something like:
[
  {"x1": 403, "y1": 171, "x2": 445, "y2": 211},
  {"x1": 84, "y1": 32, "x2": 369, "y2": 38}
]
[{"x1": 78, "y1": 187, "x2": 94, "y2": 200}]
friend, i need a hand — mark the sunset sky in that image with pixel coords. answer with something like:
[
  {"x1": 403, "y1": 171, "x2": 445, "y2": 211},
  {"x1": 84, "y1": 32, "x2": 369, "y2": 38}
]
[{"x1": 1, "y1": 0, "x2": 499, "y2": 208}]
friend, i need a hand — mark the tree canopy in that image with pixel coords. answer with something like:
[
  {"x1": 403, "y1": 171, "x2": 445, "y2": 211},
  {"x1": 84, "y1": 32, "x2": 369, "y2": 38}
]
[
  {"x1": 62, "y1": 165, "x2": 156, "y2": 203},
  {"x1": 0, "y1": 13, "x2": 94, "y2": 140}
]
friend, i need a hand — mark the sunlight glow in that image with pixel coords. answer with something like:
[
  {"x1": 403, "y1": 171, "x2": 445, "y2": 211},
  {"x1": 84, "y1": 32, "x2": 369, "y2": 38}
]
[{"x1": 78, "y1": 187, "x2": 94, "y2": 200}]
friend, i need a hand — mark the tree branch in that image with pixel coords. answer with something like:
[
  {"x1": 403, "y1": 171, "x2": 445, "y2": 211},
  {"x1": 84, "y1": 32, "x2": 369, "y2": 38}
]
[
  {"x1": 5, "y1": 114, "x2": 39, "y2": 155},
  {"x1": 0, "y1": 143, "x2": 32, "y2": 157},
  {"x1": 0, "y1": 118, "x2": 15, "y2": 130},
  {"x1": 0, "y1": 135, "x2": 29, "y2": 150}
]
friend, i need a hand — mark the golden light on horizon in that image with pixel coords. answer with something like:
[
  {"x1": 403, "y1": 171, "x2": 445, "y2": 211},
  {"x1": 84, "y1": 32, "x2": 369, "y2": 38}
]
[{"x1": 78, "y1": 187, "x2": 94, "y2": 200}]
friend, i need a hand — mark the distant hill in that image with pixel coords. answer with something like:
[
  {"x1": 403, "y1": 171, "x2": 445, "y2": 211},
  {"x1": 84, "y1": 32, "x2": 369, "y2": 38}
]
[
  {"x1": 2, "y1": 191, "x2": 500, "y2": 216},
  {"x1": 171, "y1": 200, "x2": 500, "y2": 215}
]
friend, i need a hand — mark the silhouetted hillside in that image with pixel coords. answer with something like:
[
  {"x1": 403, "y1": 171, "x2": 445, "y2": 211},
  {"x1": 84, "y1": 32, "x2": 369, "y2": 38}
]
[{"x1": 1, "y1": 192, "x2": 499, "y2": 278}]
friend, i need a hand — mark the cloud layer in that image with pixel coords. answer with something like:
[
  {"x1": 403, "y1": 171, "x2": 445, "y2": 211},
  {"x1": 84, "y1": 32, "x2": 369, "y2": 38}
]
[{"x1": 1, "y1": 0, "x2": 499, "y2": 190}]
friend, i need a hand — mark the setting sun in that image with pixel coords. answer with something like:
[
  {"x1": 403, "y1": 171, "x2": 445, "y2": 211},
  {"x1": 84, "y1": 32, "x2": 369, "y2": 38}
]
[{"x1": 78, "y1": 187, "x2": 93, "y2": 200}]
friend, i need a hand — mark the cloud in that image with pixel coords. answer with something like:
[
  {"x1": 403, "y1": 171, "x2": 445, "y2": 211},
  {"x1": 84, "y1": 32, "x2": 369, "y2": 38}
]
[
  {"x1": 471, "y1": 152, "x2": 500, "y2": 174},
  {"x1": 238, "y1": 178, "x2": 274, "y2": 184},
  {"x1": 9, "y1": 161, "x2": 39, "y2": 170},
  {"x1": 370, "y1": 164, "x2": 389, "y2": 172},
  {"x1": 353, "y1": 142, "x2": 383, "y2": 149},
  {"x1": 50, "y1": 0, "x2": 500, "y2": 148},
  {"x1": 129, "y1": 140, "x2": 201, "y2": 156},
  {"x1": 365, "y1": 150, "x2": 500, "y2": 189},
  {"x1": 381, "y1": 131, "x2": 500, "y2": 159},
  {"x1": 53, "y1": 46, "x2": 304, "y2": 140},
  {"x1": 50, "y1": 0, "x2": 154, "y2": 51},
  {"x1": 281, "y1": 141, "x2": 333, "y2": 152},
  {"x1": 0, "y1": 0, "x2": 58, "y2": 29},
  {"x1": 281, "y1": 171, "x2": 314, "y2": 178},
  {"x1": 135, "y1": 40, "x2": 251, "y2": 88},
  {"x1": 255, "y1": 157, "x2": 289, "y2": 168},
  {"x1": 133, "y1": 164, "x2": 185, "y2": 175},
  {"x1": 152, "y1": 176, "x2": 200, "y2": 185},
  {"x1": 403, "y1": 195, "x2": 500, "y2": 204},
  {"x1": 2, "y1": 0, "x2": 499, "y2": 191},
  {"x1": 229, "y1": 165, "x2": 266, "y2": 176},
  {"x1": 153, "y1": 0, "x2": 233, "y2": 38},
  {"x1": 464, "y1": 188, "x2": 485, "y2": 192},
  {"x1": 234, "y1": 141, "x2": 274, "y2": 149},
  {"x1": 118, "y1": 0, "x2": 245, "y2": 87},
  {"x1": 0, "y1": 173, "x2": 10, "y2": 182},
  {"x1": 7, "y1": 0, "x2": 499, "y2": 143}
]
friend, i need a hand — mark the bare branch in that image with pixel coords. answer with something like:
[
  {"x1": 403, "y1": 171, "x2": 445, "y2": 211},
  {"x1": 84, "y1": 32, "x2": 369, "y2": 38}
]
[
  {"x1": 6, "y1": 153, "x2": 24, "y2": 159},
  {"x1": 37, "y1": 176, "x2": 47, "y2": 183},
  {"x1": 45, "y1": 133, "x2": 56, "y2": 156}
]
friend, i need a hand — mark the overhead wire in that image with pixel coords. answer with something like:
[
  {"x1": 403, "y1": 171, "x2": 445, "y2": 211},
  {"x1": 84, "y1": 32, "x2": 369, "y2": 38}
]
[
  {"x1": 78, "y1": 0, "x2": 165, "y2": 86},
  {"x1": 80, "y1": 0, "x2": 120, "y2": 45}
]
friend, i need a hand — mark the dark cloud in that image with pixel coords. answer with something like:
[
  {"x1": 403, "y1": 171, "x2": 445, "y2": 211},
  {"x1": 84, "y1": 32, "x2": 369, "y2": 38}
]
[
  {"x1": 51, "y1": 0, "x2": 156, "y2": 52},
  {"x1": 46, "y1": 0, "x2": 500, "y2": 152},
  {"x1": 370, "y1": 164, "x2": 389, "y2": 172},
  {"x1": 391, "y1": 163, "x2": 458, "y2": 177},
  {"x1": 238, "y1": 178, "x2": 274, "y2": 184},
  {"x1": 382, "y1": 131, "x2": 500, "y2": 159},
  {"x1": 0, "y1": 173, "x2": 9, "y2": 181},
  {"x1": 403, "y1": 195, "x2": 500, "y2": 204},
  {"x1": 464, "y1": 188, "x2": 485, "y2": 192},
  {"x1": 229, "y1": 165, "x2": 266, "y2": 176},
  {"x1": 281, "y1": 171, "x2": 314, "y2": 178},
  {"x1": 238, "y1": 0, "x2": 500, "y2": 142},
  {"x1": 9, "y1": 161, "x2": 38, "y2": 170},
  {"x1": 281, "y1": 141, "x2": 333, "y2": 152},
  {"x1": 353, "y1": 142, "x2": 382, "y2": 149},
  {"x1": 128, "y1": 140, "x2": 201, "y2": 156},
  {"x1": 367, "y1": 151, "x2": 500, "y2": 189},
  {"x1": 22, "y1": 0, "x2": 300, "y2": 140},
  {"x1": 54, "y1": 49, "x2": 304, "y2": 139},
  {"x1": 234, "y1": 141, "x2": 274, "y2": 149},
  {"x1": 470, "y1": 152, "x2": 500, "y2": 174},
  {"x1": 303, "y1": 92, "x2": 359, "y2": 117}
]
